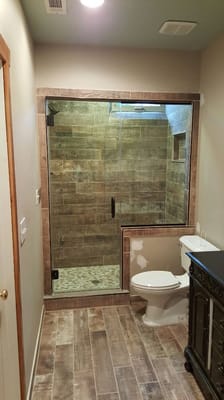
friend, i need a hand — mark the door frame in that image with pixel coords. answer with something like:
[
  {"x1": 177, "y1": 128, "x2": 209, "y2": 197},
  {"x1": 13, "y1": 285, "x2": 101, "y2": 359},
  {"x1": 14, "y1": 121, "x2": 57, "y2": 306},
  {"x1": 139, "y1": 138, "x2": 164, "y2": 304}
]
[{"x1": 0, "y1": 34, "x2": 25, "y2": 400}]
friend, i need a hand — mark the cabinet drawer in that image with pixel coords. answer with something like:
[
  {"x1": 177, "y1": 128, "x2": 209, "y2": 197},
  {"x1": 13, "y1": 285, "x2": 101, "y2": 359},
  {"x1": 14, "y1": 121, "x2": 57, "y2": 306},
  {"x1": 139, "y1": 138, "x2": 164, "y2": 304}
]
[
  {"x1": 213, "y1": 324, "x2": 224, "y2": 354},
  {"x1": 210, "y1": 349, "x2": 224, "y2": 399},
  {"x1": 214, "y1": 302, "x2": 224, "y2": 333}
]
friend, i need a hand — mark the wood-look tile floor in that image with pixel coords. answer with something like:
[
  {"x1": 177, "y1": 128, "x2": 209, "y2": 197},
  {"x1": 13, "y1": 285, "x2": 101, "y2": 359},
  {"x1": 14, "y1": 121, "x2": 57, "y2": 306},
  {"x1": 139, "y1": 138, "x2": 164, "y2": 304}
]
[{"x1": 31, "y1": 302, "x2": 205, "y2": 400}]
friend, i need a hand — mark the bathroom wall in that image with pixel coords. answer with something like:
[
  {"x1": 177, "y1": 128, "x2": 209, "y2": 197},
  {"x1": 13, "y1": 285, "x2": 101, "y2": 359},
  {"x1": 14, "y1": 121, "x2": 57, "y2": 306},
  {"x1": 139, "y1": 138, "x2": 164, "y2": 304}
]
[
  {"x1": 35, "y1": 44, "x2": 201, "y2": 92},
  {"x1": 0, "y1": 0, "x2": 43, "y2": 393},
  {"x1": 197, "y1": 33, "x2": 224, "y2": 248},
  {"x1": 130, "y1": 235, "x2": 182, "y2": 294}
]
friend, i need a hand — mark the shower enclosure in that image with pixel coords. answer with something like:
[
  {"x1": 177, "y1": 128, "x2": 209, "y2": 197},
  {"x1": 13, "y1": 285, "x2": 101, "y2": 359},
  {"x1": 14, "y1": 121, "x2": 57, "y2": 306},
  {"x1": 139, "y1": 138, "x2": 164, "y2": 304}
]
[{"x1": 46, "y1": 99, "x2": 193, "y2": 294}]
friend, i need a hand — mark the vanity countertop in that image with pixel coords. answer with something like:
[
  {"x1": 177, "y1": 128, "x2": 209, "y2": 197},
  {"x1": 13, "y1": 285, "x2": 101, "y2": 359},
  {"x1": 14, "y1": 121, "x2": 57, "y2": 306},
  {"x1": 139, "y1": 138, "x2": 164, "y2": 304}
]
[{"x1": 187, "y1": 250, "x2": 224, "y2": 287}]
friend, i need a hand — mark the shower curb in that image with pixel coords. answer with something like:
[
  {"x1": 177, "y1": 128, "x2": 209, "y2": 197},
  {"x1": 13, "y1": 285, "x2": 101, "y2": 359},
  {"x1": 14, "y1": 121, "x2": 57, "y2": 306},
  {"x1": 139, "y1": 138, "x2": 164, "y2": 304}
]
[{"x1": 44, "y1": 291, "x2": 130, "y2": 310}]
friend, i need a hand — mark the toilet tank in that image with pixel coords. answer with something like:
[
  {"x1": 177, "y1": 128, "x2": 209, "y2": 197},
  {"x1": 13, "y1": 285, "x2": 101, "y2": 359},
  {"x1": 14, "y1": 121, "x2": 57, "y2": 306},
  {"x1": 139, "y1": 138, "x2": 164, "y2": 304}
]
[{"x1": 179, "y1": 235, "x2": 219, "y2": 273}]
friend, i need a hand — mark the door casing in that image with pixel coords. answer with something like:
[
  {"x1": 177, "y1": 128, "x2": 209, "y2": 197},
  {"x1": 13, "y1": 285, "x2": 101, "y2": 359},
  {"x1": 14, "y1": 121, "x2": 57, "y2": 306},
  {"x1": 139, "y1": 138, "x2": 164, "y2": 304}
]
[{"x1": 0, "y1": 34, "x2": 25, "y2": 400}]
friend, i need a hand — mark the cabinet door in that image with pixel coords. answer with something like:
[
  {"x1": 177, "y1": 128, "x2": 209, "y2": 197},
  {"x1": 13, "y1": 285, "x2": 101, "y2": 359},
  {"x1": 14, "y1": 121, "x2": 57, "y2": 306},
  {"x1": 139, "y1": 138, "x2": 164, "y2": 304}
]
[{"x1": 190, "y1": 278, "x2": 210, "y2": 369}]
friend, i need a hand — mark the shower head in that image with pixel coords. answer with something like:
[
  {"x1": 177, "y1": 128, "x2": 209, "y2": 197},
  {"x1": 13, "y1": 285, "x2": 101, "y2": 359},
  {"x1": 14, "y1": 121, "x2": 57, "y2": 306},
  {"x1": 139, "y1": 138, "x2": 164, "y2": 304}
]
[{"x1": 48, "y1": 104, "x2": 59, "y2": 115}]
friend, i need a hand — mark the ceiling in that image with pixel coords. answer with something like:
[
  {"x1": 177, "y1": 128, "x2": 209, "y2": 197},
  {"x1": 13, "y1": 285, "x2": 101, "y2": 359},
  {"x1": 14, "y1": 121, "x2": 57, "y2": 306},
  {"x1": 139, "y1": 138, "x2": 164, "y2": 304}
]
[{"x1": 20, "y1": 0, "x2": 224, "y2": 51}]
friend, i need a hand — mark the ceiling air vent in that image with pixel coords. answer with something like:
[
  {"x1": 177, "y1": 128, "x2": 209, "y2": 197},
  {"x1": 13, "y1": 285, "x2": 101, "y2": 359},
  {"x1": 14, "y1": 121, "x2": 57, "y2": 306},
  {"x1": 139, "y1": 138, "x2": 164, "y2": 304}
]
[
  {"x1": 44, "y1": 0, "x2": 67, "y2": 14},
  {"x1": 159, "y1": 20, "x2": 197, "y2": 36}
]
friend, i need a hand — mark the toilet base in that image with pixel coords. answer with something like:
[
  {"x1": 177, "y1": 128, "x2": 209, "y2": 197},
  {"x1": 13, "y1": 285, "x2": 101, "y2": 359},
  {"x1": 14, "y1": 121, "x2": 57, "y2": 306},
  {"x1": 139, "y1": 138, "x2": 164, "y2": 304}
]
[{"x1": 142, "y1": 296, "x2": 188, "y2": 327}]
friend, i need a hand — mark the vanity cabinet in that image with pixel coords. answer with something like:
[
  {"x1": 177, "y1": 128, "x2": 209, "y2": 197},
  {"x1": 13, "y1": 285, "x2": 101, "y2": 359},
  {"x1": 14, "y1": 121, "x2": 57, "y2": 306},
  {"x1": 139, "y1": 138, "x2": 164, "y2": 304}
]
[{"x1": 185, "y1": 251, "x2": 224, "y2": 400}]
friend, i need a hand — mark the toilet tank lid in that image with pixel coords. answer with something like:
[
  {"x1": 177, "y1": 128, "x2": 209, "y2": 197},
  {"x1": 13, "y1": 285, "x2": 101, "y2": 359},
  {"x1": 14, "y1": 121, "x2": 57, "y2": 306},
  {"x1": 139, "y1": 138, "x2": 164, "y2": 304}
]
[{"x1": 179, "y1": 235, "x2": 219, "y2": 252}]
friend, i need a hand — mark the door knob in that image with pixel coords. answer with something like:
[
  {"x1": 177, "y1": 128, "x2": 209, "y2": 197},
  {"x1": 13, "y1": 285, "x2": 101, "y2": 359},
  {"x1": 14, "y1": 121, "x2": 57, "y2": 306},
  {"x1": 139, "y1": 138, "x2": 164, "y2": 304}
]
[{"x1": 0, "y1": 289, "x2": 8, "y2": 300}]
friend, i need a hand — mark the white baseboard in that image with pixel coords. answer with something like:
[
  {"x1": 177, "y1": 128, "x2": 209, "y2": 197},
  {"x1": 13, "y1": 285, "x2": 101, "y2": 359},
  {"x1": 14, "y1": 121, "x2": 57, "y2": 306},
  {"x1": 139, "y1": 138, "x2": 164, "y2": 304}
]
[{"x1": 26, "y1": 304, "x2": 45, "y2": 400}]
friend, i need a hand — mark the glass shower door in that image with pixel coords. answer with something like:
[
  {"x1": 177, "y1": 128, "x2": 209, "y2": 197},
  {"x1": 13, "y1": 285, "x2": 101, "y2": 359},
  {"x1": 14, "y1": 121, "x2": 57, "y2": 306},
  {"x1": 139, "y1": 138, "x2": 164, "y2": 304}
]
[{"x1": 47, "y1": 99, "x2": 122, "y2": 293}]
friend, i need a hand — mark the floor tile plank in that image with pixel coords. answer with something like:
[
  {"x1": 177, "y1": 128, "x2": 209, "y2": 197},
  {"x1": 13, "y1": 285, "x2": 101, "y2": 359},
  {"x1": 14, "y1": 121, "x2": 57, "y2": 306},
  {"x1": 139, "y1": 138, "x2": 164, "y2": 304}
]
[
  {"x1": 74, "y1": 309, "x2": 93, "y2": 371},
  {"x1": 152, "y1": 358, "x2": 179, "y2": 385},
  {"x1": 170, "y1": 324, "x2": 188, "y2": 350},
  {"x1": 132, "y1": 356, "x2": 157, "y2": 383},
  {"x1": 155, "y1": 326, "x2": 182, "y2": 356},
  {"x1": 134, "y1": 319, "x2": 166, "y2": 359},
  {"x1": 115, "y1": 366, "x2": 142, "y2": 400},
  {"x1": 97, "y1": 394, "x2": 120, "y2": 400},
  {"x1": 36, "y1": 349, "x2": 55, "y2": 375},
  {"x1": 31, "y1": 391, "x2": 52, "y2": 400},
  {"x1": 74, "y1": 370, "x2": 96, "y2": 400},
  {"x1": 91, "y1": 330, "x2": 117, "y2": 394},
  {"x1": 178, "y1": 372, "x2": 205, "y2": 400},
  {"x1": 103, "y1": 308, "x2": 130, "y2": 366},
  {"x1": 119, "y1": 311, "x2": 147, "y2": 358},
  {"x1": 119, "y1": 313, "x2": 140, "y2": 339},
  {"x1": 161, "y1": 382, "x2": 188, "y2": 400},
  {"x1": 52, "y1": 378, "x2": 74, "y2": 400},
  {"x1": 54, "y1": 344, "x2": 73, "y2": 381},
  {"x1": 140, "y1": 382, "x2": 165, "y2": 400},
  {"x1": 56, "y1": 310, "x2": 74, "y2": 345},
  {"x1": 32, "y1": 373, "x2": 53, "y2": 392},
  {"x1": 88, "y1": 308, "x2": 105, "y2": 332}
]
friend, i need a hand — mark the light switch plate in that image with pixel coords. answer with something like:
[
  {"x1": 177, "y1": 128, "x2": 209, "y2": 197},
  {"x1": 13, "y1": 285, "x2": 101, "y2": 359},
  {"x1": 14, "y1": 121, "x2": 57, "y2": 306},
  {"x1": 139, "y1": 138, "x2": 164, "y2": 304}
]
[
  {"x1": 35, "y1": 188, "x2": 41, "y2": 205},
  {"x1": 20, "y1": 217, "x2": 27, "y2": 246}
]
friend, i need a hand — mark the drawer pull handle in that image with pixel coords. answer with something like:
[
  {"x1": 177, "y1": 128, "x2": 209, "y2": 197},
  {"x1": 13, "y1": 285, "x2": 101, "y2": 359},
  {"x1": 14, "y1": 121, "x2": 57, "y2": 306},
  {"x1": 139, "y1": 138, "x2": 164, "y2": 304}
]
[
  {"x1": 217, "y1": 383, "x2": 224, "y2": 393},
  {"x1": 218, "y1": 363, "x2": 224, "y2": 375},
  {"x1": 218, "y1": 340, "x2": 224, "y2": 350}
]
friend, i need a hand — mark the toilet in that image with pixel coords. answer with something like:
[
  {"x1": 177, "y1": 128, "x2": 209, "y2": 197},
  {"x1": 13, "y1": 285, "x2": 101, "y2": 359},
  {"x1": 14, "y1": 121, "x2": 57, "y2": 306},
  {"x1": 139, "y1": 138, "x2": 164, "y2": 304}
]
[{"x1": 131, "y1": 235, "x2": 219, "y2": 327}]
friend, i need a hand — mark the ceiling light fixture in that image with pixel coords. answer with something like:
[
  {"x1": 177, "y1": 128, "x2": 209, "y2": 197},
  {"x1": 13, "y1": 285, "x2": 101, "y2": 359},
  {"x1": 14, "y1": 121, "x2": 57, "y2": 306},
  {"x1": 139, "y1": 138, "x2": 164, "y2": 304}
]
[{"x1": 80, "y1": 0, "x2": 104, "y2": 8}]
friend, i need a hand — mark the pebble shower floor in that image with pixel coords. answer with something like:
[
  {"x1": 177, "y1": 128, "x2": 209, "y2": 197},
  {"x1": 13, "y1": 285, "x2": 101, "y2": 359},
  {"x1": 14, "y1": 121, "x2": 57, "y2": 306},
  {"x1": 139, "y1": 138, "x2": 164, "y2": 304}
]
[{"x1": 52, "y1": 264, "x2": 120, "y2": 293}]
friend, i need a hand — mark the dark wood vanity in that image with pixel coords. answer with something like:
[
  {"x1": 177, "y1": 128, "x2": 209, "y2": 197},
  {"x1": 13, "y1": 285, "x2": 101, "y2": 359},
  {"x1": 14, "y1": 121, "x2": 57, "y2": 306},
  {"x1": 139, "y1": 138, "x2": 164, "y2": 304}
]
[{"x1": 185, "y1": 251, "x2": 224, "y2": 400}]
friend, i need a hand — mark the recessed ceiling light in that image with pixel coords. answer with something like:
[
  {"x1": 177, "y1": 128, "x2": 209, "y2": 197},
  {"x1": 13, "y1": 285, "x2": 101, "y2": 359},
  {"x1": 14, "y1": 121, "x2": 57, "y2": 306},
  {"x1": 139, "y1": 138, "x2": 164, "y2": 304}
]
[{"x1": 80, "y1": 0, "x2": 104, "y2": 8}]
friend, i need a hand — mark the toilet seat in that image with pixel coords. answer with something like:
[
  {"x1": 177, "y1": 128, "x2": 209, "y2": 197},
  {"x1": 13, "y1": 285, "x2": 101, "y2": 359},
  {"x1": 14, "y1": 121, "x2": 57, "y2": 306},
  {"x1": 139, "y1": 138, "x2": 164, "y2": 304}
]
[{"x1": 131, "y1": 270, "x2": 181, "y2": 290}]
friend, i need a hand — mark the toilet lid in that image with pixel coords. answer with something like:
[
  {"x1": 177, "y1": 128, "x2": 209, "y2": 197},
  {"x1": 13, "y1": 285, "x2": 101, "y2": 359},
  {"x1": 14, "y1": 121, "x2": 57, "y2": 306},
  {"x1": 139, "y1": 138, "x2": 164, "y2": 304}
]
[{"x1": 131, "y1": 271, "x2": 181, "y2": 289}]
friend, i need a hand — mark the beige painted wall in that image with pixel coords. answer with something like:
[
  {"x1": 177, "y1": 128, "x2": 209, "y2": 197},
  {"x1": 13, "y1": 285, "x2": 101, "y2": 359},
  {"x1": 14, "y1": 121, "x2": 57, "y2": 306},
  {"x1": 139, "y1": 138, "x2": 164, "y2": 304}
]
[
  {"x1": 196, "y1": 34, "x2": 224, "y2": 249},
  {"x1": 0, "y1": 0, "x2": 43, "y2": 393},
  {"x1": 35, "y1": 44, "x2": 201, "y2": 289},
  {"x1": 130, "y1": 236, "x2": 182, "y2": 294},
  {"x1": 35, "y1": 44, "x2": 201, "y2": 92}
]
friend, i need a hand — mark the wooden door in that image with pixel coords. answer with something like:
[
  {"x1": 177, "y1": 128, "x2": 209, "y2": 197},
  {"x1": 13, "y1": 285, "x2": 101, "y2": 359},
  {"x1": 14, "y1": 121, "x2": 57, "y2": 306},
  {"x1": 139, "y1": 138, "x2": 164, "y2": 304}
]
[{"x1": 0, "y1": 35, "x2": 25, "y2": 399}]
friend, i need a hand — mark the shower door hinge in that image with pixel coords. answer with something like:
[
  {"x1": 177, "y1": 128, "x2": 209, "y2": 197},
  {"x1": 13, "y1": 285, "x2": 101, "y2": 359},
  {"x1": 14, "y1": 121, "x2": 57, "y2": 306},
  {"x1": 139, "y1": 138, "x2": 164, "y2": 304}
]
[{"x1": 51, "y1": 269, "x2": 59, "y2": 280}]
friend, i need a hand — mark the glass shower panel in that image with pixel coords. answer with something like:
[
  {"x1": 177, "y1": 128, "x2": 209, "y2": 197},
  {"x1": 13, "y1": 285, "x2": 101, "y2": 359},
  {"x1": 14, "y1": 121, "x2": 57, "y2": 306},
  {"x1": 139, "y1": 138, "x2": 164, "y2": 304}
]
[
  {"x1": 47, "y1": 100, "x2": 121, "y2": 293},
  {"x1": 117, "y1": 102, "x2": 193, "y2": 226}
]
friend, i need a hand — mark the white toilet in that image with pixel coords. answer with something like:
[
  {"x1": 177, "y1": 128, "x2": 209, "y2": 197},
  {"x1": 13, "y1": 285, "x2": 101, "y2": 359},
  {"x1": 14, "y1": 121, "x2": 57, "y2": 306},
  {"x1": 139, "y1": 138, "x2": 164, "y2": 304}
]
[{"x1": 131, "y1": 235, "x2": 219, "y2": 327}]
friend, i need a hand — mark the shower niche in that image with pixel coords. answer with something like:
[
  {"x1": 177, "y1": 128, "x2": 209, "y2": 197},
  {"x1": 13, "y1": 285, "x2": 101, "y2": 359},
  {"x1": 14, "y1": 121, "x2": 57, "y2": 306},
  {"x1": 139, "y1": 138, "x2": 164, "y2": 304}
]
[{"x1": 43, "y1": 94, "x2": 198, "y2": 295}]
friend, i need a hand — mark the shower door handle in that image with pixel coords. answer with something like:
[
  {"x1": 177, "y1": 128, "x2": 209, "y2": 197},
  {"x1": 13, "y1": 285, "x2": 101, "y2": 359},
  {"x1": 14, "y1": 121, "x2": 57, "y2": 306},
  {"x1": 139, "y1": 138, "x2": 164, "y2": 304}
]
[{"x1": 111, "y1": 197, "x2": 115, "y2": 218}]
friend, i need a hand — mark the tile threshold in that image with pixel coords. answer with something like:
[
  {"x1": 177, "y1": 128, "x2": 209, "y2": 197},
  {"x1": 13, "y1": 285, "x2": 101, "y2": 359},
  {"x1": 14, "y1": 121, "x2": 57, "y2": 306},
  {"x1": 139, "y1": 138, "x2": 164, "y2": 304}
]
[{"x1": 44, "y1": 289, "x2": 129, "y2": 299}]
